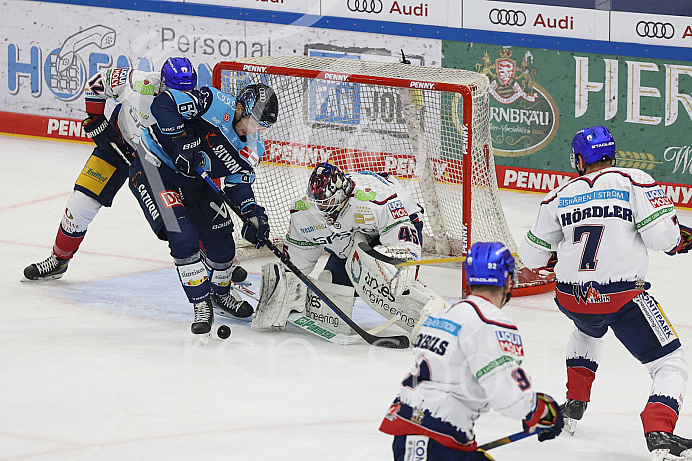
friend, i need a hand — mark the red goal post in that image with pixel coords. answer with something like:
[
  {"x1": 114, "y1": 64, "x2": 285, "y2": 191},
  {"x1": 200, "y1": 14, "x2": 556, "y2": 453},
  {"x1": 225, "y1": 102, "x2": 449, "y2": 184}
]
[{"x1": 212, "y1": 56, "x2": 554, "y2": 296}]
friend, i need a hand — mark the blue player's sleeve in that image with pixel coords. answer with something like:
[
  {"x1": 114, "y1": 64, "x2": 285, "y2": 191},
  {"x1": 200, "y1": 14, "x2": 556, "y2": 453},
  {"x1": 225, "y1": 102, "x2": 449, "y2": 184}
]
[{"x1": 224, "y1": 183, "x2": 258, "y2": 212}]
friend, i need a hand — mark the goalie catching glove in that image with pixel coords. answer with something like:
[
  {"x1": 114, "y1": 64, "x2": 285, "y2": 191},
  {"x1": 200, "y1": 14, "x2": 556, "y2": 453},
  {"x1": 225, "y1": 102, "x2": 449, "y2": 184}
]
[
  {"x1": 372, "y1": 245, "x2": 417, "y2": 297},
  {"x1": 522, "y1": 392, "x2": 563, "y2": 442}
]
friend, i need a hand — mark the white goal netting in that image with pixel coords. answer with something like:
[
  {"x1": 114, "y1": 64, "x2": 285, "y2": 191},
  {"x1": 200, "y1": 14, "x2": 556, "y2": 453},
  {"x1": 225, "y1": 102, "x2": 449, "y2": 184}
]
[{"x1": 213, "y1": 56, "x2": 553, "y2": 295}]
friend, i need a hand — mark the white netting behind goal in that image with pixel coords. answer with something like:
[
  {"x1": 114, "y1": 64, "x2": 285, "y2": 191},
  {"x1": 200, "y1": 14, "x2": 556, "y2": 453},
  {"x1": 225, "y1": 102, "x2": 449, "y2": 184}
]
[{"x1": 213, "y1": 56, "x2": 553, "y2": 295}]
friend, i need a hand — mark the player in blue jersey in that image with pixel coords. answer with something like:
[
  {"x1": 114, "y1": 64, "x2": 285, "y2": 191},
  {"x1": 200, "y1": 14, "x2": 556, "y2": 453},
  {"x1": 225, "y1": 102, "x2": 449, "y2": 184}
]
[
  {"x1": 130, "y1": 82, "x2": 278, "y2": 335},
  {"x1": 23, "y1": 57, "x2": 198, "y2": 281}
]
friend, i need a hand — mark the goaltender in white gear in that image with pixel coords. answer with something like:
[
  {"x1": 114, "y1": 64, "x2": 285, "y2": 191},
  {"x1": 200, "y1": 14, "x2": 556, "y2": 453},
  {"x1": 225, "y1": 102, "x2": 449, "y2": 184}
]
[{"x1": 251, "y1": 163, "x2": 447, "y2": 338}]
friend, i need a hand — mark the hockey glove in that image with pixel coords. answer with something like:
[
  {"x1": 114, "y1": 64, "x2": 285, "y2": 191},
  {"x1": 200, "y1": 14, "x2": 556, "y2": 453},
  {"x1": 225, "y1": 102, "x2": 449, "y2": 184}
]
[
  {"x1": 373, "y1": 245, "x2": 417, "y2": 296},
  {"x1": 522, "y1": 392, "x2": 563, "y2": 442},
  {"x1": 667, "y1": 224, "x2": 692, "y2": 255},
  {"x1": 83, "y1": 114, "x2": 126, "y2": 153},
  {"x1": 241, "y1": 203, "x2": 270, "y2": 249},
  {"x1": 172, "y1": 129, "x2": 203, "y2": 177}
]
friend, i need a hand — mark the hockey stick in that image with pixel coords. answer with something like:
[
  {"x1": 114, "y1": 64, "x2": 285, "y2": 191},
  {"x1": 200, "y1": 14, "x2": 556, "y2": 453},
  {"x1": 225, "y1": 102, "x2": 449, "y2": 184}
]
[
  {"x1": 197, "y1": 167, "x2": 410, "y2": 349},
  {"x1": 230, "y1": 281, "x2": 399, "y2": 344},
  {"x1": 477, "y1": 430, "x2": 538, "y2": 451},
  {"x1": 357, "y1": 242, "x2": 518, "y2": 267},
  {"x1": 109, "y1": 141, "x2": 132, "y2": 167}
]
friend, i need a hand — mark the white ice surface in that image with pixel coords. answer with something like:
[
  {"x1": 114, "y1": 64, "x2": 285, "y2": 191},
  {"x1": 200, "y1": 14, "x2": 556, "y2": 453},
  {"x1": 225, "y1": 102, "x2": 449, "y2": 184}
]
[{"x1": 2, "y1": 135, "x2": 692, "y2": 460}]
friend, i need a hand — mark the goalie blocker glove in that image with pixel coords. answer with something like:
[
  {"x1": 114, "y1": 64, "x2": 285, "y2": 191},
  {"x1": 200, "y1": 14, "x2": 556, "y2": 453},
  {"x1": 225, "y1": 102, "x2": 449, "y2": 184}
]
[{"x1": 522, "y1": 392, "x2": 564, "y2": 442}]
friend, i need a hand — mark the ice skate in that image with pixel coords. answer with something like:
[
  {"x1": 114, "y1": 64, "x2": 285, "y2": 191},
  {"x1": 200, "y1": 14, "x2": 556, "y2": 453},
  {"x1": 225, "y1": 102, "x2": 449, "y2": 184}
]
[
  {"x1": 191, "y1": 299, "x2": 214, "y2": 334},
  {"x1": 211, "y1": 290, "x2": 253, "y2": 319},
  {"x1": 560, "y1": 399, "x2": 587, "y2": 435},
  {"x1": 647, "y1": 432, "x2": 692, "y2": 460},
  {"x1": 23, "y1": 252, "x2": 69, "y2": 281}
]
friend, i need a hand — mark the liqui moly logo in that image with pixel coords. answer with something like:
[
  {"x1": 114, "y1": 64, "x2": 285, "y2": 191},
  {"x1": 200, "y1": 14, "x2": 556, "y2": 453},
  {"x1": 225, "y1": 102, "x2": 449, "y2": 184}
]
[{"x1": 496, "y1": 330, "x2": 524, "y2": 356}]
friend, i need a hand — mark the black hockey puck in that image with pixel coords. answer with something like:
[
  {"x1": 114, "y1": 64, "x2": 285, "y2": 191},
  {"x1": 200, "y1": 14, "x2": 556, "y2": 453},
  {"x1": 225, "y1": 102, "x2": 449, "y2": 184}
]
[{"x1": 217, "y1": 325, "x2": 231, "y2": 339}]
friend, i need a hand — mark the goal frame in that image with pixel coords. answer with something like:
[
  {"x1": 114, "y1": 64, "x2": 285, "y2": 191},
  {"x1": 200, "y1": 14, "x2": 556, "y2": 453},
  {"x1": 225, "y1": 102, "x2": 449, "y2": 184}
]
[{"x1": 212, "y1": 58, "x2": 554, "y2": 297}]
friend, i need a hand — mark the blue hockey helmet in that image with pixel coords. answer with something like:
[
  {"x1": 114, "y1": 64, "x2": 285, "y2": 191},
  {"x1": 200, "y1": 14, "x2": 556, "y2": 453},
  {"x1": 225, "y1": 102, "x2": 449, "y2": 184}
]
[
  {"x1": 570, "y1": 125, "x2": 616, "y2": 168},
  {"x1": 160, "y1": 57, "x2": 197, "y2": 91},
  {"x1": 237, "y1": 83, "x2": 278, "y2": 128},
  {"x1": 464, "y1": 242, "x2": 515, "y2": 288}
]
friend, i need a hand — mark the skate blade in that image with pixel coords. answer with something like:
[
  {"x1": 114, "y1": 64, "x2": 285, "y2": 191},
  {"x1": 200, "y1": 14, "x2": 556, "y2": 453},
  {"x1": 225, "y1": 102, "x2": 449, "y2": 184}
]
[
  {"x1": 650, "y1": 449, "x2": 692, "y2": 461},
  {"x1": 191, "y1": 332, "x2": 211, "y2": 346},
  {"x1": 20, "y1": 274, "x2": 65, "y2": 282},
  {"x1": 563, "y1": 416, "x2": 579, "y2": 436}
]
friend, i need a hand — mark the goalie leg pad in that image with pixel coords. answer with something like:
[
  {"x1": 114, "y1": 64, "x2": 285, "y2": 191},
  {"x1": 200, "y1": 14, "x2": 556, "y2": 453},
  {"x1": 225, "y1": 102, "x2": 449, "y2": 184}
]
[
  {"x1": 252, "y1": 263, "x2": 307, "y2": 330},
  {"x1": 346, "y1": 235, "x2": 447, "y2": 334},
  {"x1": 305, "y1": 276, "x2": 356, "y2": 335}
]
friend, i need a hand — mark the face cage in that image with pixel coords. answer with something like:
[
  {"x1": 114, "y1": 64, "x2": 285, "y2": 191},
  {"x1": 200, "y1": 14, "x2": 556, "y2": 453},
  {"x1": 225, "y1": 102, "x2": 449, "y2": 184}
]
[{"x1": 308, "y1": 195, "x2": 347, "y2": 223}]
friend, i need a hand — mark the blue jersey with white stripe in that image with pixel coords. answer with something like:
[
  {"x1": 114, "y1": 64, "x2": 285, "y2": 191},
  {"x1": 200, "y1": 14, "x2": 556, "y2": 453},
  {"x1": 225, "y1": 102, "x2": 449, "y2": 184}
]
[{"x1": 146, "y1": 86, "x2": 265, "y2": 186}]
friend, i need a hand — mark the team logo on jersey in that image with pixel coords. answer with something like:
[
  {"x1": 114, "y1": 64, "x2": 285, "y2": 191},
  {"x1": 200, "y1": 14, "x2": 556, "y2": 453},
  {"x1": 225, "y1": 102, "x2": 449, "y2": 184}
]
[
  {"x1": 223, "y1": 112, "x2": 230, "y2": 122},
  {"x1": 646, "y1": 189, "x2": 674, "y2": 208},
  {"x1": 159, "y1": 190, "x2": 183, "y2": 208},
  {"x1": 388, "y1": 199, "x2": 408, "y2": 219},
  {"x1": 384, "y1": 403, "x2": 401, "y2": 421},
  {"x1": 239, "y1": 146, "x2": 260, "y2": 167},
  {"x1": 496, "y1": 330, "x2": 524, "y2": 356},
  {"x1": 572, "y1": 283, "x2": 611, "y2": 304}
]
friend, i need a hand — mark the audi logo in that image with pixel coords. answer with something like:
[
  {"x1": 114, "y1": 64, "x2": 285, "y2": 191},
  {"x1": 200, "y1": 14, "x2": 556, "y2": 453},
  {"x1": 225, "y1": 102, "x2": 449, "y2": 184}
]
[
  {"x1": 347, "y1": 0, "x2": 383, "y2": 14},
  {"x1": 636, "y1": 21, "x2": 675, "y2": 39},
  {"x1": 489, "y1": 8, "x2": 527, "y2": 26}
]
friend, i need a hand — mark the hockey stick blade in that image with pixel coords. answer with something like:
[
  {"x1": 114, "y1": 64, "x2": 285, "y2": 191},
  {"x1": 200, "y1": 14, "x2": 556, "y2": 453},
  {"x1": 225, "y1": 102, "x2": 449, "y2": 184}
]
[
  {"x1": 197, "y1": 167, "x2": 410, "y2": 349},
  {"x1": 358, "y1": 242, "x2": 518, "y2": 267},
  {"x1": 229, "y1": 281, "x2": 399, "y2": 343},
  {"x1": 477, "y1": 430, "x2": 537, "y2": 451}
]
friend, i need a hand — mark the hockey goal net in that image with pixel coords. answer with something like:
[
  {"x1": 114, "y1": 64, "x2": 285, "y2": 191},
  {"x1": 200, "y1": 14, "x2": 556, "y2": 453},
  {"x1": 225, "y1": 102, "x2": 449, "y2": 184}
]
[{"x1": 213, "y1": 56, "x2": 553, "y2": 296}]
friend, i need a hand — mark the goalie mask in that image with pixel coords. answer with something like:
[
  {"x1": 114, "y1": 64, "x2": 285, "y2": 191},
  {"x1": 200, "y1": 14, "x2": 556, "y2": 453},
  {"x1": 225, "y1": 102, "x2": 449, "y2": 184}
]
[
  {"x1": 570, "y1": 125, "x2": 616, "y2": 174},
  {"x1": 237, "y1": 83, "x2": 279, "y2": 128},
  {"x1": 160, "y1": 57, "x2": 197, "y2": 91},
  {"x1": 465, "y1": 242, "x2": 516, "y2": 305},
  {"x1": 307, "y1": 163, "x2": 355, "y2": 224}
]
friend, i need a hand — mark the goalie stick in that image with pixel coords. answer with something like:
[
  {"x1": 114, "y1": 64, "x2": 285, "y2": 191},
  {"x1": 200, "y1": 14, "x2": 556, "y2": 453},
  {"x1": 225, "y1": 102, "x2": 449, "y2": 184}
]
[
  {"x1": 196, "y1": 167, "x2": 410, "y2": 349},
  {"x1": 357, "y1": 242, "x2": 517, "y2": 267},
  {"x1": 229, "y1": 281, "x2": 399, "y2": 345}
]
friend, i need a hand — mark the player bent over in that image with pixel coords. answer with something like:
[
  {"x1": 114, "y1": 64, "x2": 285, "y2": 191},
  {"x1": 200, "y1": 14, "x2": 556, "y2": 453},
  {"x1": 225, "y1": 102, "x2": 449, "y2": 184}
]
[
  {"x1": 518, "y1": 125, "x2": 692, "y2": 460},
  {"x1": 380, "y1": 242, "x2": 563, "y2": 460},
  {"x1": 252, "y1": 162, "x2": 447, "y2": 339},
  {"x1": 23, "y1": 58, "x2": 208, "y2": 280},
  {"x1": 131, "y1": 82, "x2": 278, "y2": 335}
]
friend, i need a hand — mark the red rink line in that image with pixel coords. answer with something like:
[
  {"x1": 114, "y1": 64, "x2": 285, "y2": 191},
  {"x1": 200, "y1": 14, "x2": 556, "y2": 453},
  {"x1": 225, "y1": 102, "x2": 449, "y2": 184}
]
[{"x1": 0, "y1": 192, "x2": 70, "y2": 212}]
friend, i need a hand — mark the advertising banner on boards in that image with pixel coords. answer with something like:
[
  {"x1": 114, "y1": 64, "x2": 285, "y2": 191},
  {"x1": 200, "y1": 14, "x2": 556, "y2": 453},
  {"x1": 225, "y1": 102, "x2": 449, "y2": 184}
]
[{"x1": 442, "y1": 40, "x2": 692, "y2": 203}]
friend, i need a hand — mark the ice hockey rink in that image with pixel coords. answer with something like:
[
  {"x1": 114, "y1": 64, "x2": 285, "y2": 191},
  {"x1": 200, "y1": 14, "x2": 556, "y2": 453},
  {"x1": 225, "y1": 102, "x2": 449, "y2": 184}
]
[{"x1": 3, "y1": 134, "x2": 692, "y2": 461}]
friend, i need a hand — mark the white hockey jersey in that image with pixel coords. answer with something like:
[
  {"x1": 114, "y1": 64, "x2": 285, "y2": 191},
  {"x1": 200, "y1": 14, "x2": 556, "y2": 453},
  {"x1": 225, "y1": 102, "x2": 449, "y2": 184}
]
[
  {"x1": 284, "y1": 172, "x2": 423, "y2": 275},
  {"x1": 519, "y1": 167, "x2": 681, "y2": 313},
  {"x1": 84, "y1": 68, "x2": 163, "y2": 148},
  {"x1": 379, "y1": 295, "x2": 537, "y2": 450}
]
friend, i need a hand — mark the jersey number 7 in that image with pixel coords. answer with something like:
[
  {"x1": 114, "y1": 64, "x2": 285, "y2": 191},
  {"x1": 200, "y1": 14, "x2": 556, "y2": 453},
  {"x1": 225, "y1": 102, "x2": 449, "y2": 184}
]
[{"x1": 573, "y1": 224, "x2": 604, "y2": 271}]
